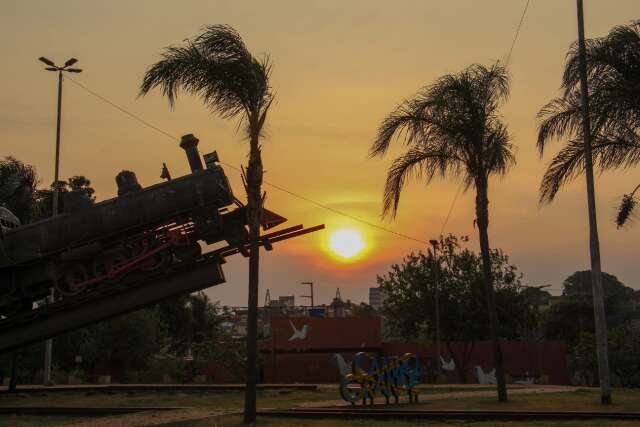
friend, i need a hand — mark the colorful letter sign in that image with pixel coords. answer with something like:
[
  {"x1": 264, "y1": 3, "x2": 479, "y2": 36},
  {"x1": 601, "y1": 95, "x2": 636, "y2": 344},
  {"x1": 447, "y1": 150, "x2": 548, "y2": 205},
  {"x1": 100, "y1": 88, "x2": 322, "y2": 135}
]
[{"x1": 339, "y1": 352, "x2": 421, "y2": 405}]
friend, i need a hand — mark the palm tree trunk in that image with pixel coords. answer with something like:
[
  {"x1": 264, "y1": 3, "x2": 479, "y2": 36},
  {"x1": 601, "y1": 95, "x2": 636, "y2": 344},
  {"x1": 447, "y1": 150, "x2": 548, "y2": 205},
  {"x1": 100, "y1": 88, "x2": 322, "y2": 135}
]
[
  {"x1": 475, "y1": 177, "x2": 508, "y2": 402},
  {"x1": 576, "y1": 0, "x2": 611, "y2": 404},
  {"x1": 243, "y1": 133, "x2": 263, "y2": 424}
]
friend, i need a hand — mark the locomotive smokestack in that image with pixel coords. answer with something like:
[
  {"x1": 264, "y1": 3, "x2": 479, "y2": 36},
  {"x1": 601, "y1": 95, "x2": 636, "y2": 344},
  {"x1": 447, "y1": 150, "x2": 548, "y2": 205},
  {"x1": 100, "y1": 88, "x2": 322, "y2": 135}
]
[{"x1": 180, "y1": 134, "x2": 204, "y2": 172}]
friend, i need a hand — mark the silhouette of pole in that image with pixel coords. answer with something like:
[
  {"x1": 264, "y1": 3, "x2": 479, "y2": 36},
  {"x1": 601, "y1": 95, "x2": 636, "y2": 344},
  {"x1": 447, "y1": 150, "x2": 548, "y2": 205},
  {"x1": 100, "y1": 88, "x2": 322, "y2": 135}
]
[
  {"x1": 38, "y1": 56, "x2": 82, "y2": 385},
  {"x1": 300, "y1": 281, "x2": 314, "y2": 308},
  {"x1": 575, "y1": 0, "x2": 611, "y2": 404},
  {"x1": 429, "y1": 239, "x2": 441, "y2": 372}
]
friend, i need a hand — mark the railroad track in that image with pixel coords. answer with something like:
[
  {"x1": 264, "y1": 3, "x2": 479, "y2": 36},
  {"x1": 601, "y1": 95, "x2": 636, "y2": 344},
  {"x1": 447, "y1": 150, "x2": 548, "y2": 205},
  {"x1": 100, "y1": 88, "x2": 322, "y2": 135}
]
[
  {"x1": 0, "y1": 383, "x2": 317, "y2": 394},
  {"x1": 0, "y1": 406, "x2": 189, "y2": 417},
  {"x1": 259, "y1": 408, "x2": 640, "y2": 421}
]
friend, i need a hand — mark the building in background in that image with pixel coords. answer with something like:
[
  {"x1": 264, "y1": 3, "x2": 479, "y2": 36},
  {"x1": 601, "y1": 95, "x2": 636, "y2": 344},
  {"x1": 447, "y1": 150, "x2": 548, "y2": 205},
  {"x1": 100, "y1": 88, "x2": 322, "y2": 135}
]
[{"x1": 369, "y1": 287, "x2": 385, "y2": 310}]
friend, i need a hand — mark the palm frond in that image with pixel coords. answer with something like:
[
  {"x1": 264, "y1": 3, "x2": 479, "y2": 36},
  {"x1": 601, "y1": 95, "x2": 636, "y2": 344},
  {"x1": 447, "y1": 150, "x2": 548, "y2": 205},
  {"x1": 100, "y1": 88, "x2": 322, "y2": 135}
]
[
  {"x1": 382, "y1": 147, "x2": 464, "y2": 217},
  {"x1": 140, "y1": 24, "x2": 272, "y2": 125},
  {"x1": 372, "y1": 62, "x2": 513, "y2": 218},
  {"x1": 536, "y1": 92, "x2": 584, "y2": 155},
  {"x1": 616, "y1": 193, "x2": 636, "y2": 228}
]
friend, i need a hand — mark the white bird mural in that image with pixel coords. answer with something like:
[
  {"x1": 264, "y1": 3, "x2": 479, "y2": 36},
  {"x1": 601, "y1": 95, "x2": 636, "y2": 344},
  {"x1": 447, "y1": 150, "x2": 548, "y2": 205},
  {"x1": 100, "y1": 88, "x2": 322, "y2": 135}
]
[
  {"x1": 288, "y1": 320, "x2": 310, "y2": 341},
  {"x1": 474, "y1": 366, "x2": 497, "y2": 385},
  {"x1": 440, "y1": 356, "x2": 456, "y2": 371},
  {"x1": 334, "y1": 353, "x2": 350, "y2": 378}
]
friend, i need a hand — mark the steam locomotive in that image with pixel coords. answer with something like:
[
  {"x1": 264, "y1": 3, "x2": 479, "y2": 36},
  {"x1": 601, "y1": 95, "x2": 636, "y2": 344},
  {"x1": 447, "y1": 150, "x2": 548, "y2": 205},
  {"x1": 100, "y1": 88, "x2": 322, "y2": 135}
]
[{"x1": 0, "y1": 134, "x2": 253, "y2": 318}]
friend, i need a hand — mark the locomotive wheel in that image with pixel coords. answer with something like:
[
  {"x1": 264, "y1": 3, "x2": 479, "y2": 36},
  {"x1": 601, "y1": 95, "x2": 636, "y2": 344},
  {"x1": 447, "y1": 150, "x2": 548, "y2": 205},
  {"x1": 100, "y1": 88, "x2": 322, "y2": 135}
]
[
  {"x1": 92, "y1": 249, "x2": 129, "y2": 283},
  {"x1": 57, "y1": 264, "x2": 89, "y2": 295}
]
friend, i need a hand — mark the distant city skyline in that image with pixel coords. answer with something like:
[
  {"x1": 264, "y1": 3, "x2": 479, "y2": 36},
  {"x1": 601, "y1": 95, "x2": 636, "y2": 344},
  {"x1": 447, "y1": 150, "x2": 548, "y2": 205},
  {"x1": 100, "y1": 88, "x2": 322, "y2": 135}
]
[{"x1": 2, "y1": 1, "x2": 638, "y2": 306}]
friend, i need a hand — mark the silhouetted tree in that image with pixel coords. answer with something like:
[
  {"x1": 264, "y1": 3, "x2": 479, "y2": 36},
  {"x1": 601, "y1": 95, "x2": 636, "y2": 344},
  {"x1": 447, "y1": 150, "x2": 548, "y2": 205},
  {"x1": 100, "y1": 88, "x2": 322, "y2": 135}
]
[
  {"x1": 140, "y1": 25, "x2": 273, "y2": 423},
  {"x1": 371, "y1": 63, "x2": 514, "y2": 401},
  {"x1": 379, "y1": 235, "x2": 533, "y2": 382},
  {"x1": 0, "y1": 157, "x2": 39, "y2": 223}
]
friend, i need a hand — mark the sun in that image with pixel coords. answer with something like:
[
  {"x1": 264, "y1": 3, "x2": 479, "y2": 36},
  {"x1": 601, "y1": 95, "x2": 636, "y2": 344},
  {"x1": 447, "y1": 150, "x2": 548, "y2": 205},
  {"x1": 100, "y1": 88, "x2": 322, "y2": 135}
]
[{"x1": 329, "y1": 229, "x2": 365, "y2": 259}]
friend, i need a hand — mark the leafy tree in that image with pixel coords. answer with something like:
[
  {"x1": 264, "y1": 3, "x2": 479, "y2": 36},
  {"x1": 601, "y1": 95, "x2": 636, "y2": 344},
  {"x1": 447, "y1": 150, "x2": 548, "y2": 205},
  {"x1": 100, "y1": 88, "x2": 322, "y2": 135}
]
[
  {"x1": 32, "y1": 175, "x2": 95, "y2": 219},
  {"x1": 349, "y1": 302, "x2": 378, "y2": 318},
  {"x1": 572, "y1": 327, "x2": 640, "y2": 388},
  {"x1": 563, "y1": 270, "x2": 635, "y2": 313},
  {"x1": 140, "y1": 25, "x2": 273, "y2": 422},
  {"x1": 157, "y1": 292, "x2": 226, "y2": 356},
  {"x1": 0, "y1": 156, "x2": 39, "y2": 223},
  {"x1": 371, "y1": 63, "x2": 515, "y2": 400},
  {"x1": 543, "y1": 270, "x2": 635, "y2": 344},
  {"x1": 59, "y1": 308, "x2": 168, "y2": 381},
  {"x1": 379, "y1": 235, "x2": 534, "y2": 382}
]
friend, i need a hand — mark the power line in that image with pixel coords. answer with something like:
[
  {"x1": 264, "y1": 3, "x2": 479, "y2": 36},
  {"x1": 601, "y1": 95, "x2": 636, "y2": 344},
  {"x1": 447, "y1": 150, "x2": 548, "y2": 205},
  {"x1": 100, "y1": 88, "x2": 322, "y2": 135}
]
[
  {"x1": 66, "y1": 77, "x2": 176, "y2": 141},
  {"x1": 66, "y1": 76, "x2": 430, "y2": 245},
  {"x1": 505, "y1": 0, "x2": 531, "y2": 67},
  {"x1": 440, "y1": 182, "x2": 463, "y2": 236},
  {"x1": 437, "y1": 0, "x2": 532, "y2": 238}
]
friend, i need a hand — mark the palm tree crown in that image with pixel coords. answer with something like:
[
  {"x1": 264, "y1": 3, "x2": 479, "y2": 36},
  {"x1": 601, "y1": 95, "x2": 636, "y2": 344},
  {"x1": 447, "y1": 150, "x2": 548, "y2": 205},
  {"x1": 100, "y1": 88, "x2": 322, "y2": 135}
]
[
  {"x1": 537, "y1": 20, "x2": 640, "y2": 208},
  {"x1": 371, "y1": 63, "x2": 515, "y2": 216},
  {"x1": 140, "y1": 24, "x2": 273, "y2": 140}
]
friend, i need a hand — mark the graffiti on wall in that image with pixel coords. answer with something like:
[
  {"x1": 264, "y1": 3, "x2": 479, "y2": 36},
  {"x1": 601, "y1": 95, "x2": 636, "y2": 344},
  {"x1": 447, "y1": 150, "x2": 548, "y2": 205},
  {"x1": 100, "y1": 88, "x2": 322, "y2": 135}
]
[{"x1": 338, "y1": 352, "x2": 421, "y2": 405}]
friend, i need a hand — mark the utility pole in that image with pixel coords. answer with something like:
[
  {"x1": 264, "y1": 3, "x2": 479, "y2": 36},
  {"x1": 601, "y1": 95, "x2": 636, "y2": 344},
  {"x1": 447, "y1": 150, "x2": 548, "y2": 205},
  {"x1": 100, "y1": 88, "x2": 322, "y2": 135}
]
[
  {"x1": 300, "y1": 281, "x2": 314, "y2": 308},
  {"x1": 575, "y1": 0, "x2": 611, "y2": 405},
  {"x1": 38, "y1": 56, "x2": 82, "y2": 385},
  {"x1": 429, "y1": 239, "x2": 441, "y2": 372}
]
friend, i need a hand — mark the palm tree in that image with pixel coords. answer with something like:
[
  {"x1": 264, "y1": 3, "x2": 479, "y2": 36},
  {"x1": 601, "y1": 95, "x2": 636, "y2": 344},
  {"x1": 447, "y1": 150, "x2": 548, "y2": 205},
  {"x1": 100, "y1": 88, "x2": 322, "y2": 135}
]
[
  {"x1": 140, "y1": 24, "x2": 273, "y2": 423},
  {"x1": 536, "y1": 20, "x2": 640, "y2": 224},
  {"x1": 371, "y1": 63, "x2": 515, "y2": 402},
  {"x1": 536, "y1": 7, "x2": 631, "y2": 406}
]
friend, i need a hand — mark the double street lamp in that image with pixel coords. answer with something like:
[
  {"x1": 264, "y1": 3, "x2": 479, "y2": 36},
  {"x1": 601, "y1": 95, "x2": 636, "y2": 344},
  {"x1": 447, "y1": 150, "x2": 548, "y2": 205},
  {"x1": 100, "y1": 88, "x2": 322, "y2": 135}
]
[
  {"x1": 38, "y1": 56, "x2": 82, "y2": 385},
  {"x1": 38, "y1": 56, "x2": 82, "y2": 216}
]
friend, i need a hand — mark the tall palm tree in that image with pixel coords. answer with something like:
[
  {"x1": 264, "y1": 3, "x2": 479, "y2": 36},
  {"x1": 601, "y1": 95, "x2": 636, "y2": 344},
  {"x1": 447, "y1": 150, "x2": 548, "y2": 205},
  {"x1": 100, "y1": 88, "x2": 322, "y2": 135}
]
[
  {"x1": 140, "y1": 24, "x2": 273, "y2": 423},
  {"x1": 371, "y1": 63, "x2": 515, "y2": 402},
  {"x1": 537, "y1": 18, "x2": 640, "y2": 405},
  {"x1": 536, "y1": 20, "x2": 640, "y2": 224}
]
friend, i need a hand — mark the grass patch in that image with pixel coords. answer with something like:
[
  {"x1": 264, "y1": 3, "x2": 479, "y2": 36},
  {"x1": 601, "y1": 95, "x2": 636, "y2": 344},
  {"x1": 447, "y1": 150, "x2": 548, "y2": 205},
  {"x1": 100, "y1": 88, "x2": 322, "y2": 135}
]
[
  {"x1": 0, "y1": 415, "x2": 84, "y2": 427},
  {"x1": 155, "y1": 414, "x2": 640, "y2": 427}
]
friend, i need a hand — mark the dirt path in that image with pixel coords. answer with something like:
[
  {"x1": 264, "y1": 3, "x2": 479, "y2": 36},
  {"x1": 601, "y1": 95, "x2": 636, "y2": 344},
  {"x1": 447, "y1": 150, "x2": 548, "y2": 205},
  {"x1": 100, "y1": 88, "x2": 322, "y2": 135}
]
[{"x1": 56, "y1": 409, "x2": 232, "y2": 427}]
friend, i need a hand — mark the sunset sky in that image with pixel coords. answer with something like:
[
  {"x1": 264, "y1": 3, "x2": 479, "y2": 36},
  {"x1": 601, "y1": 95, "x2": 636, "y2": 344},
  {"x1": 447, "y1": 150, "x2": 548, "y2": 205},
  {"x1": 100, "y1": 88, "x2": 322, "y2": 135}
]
[{"x1": 2, "y1": 1, "x2": 638, "y2": 307}]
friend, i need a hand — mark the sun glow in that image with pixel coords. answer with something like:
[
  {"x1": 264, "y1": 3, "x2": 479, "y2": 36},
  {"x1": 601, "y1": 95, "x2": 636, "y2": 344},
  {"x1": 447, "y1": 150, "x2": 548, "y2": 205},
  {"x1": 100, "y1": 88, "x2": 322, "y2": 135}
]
[{"x1": 329, "y1": 229, "x2": 365, "y2": 259}]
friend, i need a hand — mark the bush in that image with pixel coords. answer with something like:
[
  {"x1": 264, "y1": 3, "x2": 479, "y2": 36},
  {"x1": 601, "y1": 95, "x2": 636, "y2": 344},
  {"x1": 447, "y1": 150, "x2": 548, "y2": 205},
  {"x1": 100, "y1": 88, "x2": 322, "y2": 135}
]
[{"x1": 571, "y1": 326, "x2": 640, "y2": 387}]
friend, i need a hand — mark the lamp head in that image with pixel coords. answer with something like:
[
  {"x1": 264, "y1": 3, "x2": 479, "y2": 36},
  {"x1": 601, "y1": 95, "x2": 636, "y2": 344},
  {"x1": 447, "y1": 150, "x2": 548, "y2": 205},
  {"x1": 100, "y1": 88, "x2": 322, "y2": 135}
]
[
  {"x1": 38, "y1": 56, "x2": 55, "y2": 67},
  {"x1": 64, "y1": 58, "x2": 78, "y2": 67}
]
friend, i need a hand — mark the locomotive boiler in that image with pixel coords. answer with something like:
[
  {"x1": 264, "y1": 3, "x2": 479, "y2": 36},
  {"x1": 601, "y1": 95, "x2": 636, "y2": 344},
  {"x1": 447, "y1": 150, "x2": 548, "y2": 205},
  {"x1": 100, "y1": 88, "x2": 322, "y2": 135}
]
[{"x1": 0, "y1": 134, "x2": 252, "y2": 318}]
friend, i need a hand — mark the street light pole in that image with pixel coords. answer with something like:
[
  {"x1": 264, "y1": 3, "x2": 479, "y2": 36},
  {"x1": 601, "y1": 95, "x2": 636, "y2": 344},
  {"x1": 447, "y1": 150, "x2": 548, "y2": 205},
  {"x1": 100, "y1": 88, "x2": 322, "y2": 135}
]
[
  {"x1": 53, "y1": 69, "x2": 63, "y2": 216},
  {"x1": 429, "y1": 240, "x2": 441, "y2": 372},
  {"x1": 38, "y1": 56, "x2": 82, "y2": 385}
]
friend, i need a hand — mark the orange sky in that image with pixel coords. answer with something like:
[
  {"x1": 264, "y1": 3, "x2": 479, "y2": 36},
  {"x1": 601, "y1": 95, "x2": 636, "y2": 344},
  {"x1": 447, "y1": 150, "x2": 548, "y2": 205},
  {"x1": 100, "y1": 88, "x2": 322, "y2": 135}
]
[{"x1": 2, "y1": 1, "x2": 638, "y2": 306}]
